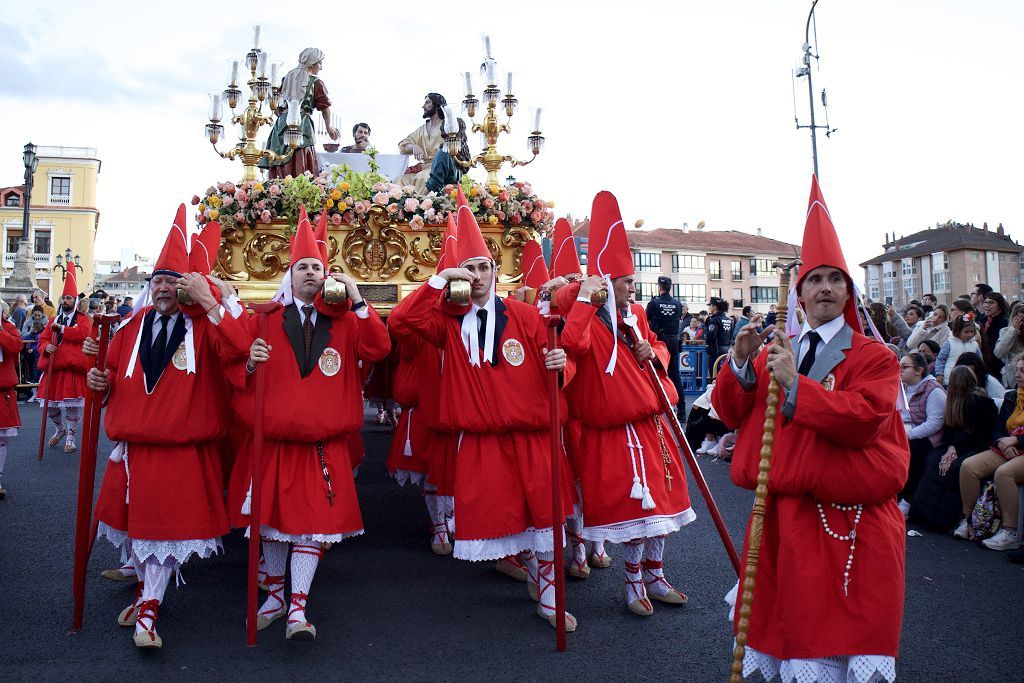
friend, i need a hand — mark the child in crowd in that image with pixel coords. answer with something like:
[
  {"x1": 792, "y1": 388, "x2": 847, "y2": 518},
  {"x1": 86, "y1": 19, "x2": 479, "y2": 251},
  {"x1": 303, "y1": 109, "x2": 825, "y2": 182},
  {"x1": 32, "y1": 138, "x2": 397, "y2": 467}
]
[{"x1": 935, "y1": 313, "x2": 981, "y2": 385}]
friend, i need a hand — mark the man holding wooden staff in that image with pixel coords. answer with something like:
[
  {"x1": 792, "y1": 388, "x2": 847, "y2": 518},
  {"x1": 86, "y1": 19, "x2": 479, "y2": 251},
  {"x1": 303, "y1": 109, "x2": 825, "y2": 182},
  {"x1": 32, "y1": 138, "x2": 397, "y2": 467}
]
[
  {"x1": 226, "y1": 210, "x2": 391, "y2": 642},
  {"x1": 389, "y1": 201, "x2": 576, "y2": 632},
  {"x1": 88, "y1": 209, "x2": 240, "y2": 649},
  {"x1": 713, "y1": 177, "x2": 907, "y2": 682},
  {"x1": 555, "y1": 191, "x2": 695, "y2": 618}
]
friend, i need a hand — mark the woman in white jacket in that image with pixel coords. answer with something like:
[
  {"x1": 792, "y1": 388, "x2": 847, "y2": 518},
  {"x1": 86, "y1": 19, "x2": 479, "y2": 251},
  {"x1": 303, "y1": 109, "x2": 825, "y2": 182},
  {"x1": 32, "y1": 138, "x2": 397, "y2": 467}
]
[
  {"x1": 907, "y1": 304, "x2": 951, "y2": 351},
  {"x1": 994, "y1": 303, "x2": 1024, "y2": 388}
]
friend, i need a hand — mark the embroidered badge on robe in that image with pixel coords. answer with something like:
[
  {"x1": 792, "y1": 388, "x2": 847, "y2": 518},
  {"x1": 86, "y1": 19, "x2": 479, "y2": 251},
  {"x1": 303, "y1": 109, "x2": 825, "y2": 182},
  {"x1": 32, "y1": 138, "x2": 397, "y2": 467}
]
[
  {"x1": 502, "y1": 338, "x2": 525, "y2": 367},
  {"x1": 319, "y1": 347, "x2": 341, "y2": 376},
  {"x1": 172, "y1": 342, "x2": 188, "y2": 371},
  {"x1": 821, "y1": 373, "x2": 836, "y2": 391}
]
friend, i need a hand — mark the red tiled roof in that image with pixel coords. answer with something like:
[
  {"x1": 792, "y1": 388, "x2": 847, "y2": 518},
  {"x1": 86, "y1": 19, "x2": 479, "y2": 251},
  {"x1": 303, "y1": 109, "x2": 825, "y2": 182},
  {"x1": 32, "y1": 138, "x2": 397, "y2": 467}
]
[
  {"x1": 571, "y1": 220, "x2": 800, "y2": 256},
  {"x1": 101, "y1": 266, "x2": 150, "y2": 283}
]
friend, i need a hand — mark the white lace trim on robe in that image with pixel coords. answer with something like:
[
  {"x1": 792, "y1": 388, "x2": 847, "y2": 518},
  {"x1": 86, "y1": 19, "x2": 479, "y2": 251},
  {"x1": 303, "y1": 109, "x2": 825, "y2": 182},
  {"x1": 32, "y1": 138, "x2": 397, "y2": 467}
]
[
  {"x1": 97, "y1": 521, "x2": 223, "y2": 565},
  {"x1": 246, "y1": 523, "x2": 364, "y2": 544},
  {"x1": 579, "y1": 508, "x2": 695, "y2": 544},
  {"x1": 454, "y1": 526, "x2": 563, "y2": 562},
  {"x1": 392, "y1": 469, "x2": 427, "y2": 487}
]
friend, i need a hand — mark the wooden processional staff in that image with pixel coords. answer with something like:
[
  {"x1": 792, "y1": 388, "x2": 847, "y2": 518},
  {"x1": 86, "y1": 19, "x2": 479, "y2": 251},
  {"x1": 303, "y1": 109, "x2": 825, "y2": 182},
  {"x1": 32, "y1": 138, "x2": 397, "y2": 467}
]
[{"x1": 729, "y1": 259, "x2": 800, "y2": 682}]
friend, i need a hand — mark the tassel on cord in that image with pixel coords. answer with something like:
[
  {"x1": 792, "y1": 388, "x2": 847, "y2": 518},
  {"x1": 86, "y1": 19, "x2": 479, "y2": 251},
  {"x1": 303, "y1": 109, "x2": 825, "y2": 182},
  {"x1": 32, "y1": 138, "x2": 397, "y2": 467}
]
[
  {"x1": 403, "y1": 408, "x2": 414, "y2": 456},
  {"x1": 241, "y1": 481, "x2": 252, "y2": 515},
  {"x1": 626, "y1": 425, "x2": 643, "y2": 500},
  {"x1": 632, "y1": 425, "x2": 656, "y2": 510}
]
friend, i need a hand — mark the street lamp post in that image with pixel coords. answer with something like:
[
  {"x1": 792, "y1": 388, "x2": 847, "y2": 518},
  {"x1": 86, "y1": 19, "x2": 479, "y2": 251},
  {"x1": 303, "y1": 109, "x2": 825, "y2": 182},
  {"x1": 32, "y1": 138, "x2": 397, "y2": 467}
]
[
  {"x1": 2, "y1": 143, "x2": 41, "y2": 300},
  {"x1": 22, "y1": 142, "x2": 38, "y2": 251}
]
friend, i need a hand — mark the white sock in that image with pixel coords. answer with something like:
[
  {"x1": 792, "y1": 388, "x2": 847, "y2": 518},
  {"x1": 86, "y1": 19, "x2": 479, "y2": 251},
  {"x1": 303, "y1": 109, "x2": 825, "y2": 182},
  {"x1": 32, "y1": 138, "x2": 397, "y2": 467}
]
[
  {"x1": 590, "y1": 539, "x2": 608, "y2": 558},
  {"x1": 535, "y1": 550, "x2": 557, "y2": 616},
  {"x1": 0, "y1": 436, "x2": 7, "y2": 483},
  {"x1": 424, "y1": 492, "x2": 447, "y2": 544},
  {"x1": 47, "y1": 406, "x2": 63, "y2": 434},
  {"x1": 135, "y1": 557, "x2": 173, "y2": 636},
  {"x1": 566, "y1": 517, "x2": 587, "y2": 568},
  {"x1": 519, "y1": 549, "x2": 538, "y2": 597},
  {"x1": 65, "y1": 405, "x2": 82, "y2": 443},
  {"x1": 258, "y1": 540, "x2": 288, "y2": 618},
  {"x1": 289, "y1": 542, "x2": 322, "y2": 625},
  {"x1": 642, "y1": 536, "x2": 674, "y2": 596},
  {"x1": 623, "y1": 540, "x2": 647, "y2": 604}
]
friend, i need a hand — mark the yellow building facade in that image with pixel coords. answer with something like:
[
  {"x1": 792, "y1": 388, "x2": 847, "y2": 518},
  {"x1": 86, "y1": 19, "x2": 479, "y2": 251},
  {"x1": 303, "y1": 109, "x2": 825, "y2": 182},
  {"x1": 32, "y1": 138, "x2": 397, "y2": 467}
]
[{"x1": 1, "y1": 146, "x2": 100, "y2": 300}]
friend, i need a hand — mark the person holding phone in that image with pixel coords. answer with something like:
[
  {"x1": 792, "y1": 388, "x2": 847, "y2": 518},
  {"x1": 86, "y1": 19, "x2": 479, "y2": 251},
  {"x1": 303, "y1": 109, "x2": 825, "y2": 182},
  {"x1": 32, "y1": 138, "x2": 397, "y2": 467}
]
[
  {"x1": 993, "y1": 302, "x2": 1024, "y2": 388},
  {"x1": 908, "y1": 304, "x2": 951, "y2": 350}
]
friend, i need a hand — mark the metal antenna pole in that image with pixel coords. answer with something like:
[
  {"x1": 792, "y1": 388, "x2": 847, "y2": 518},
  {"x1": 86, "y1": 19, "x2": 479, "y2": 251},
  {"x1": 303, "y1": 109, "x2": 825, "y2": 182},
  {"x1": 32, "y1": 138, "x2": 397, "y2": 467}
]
[{"x1": 804, "y1": 0, "x2": 821, "y2": 178}]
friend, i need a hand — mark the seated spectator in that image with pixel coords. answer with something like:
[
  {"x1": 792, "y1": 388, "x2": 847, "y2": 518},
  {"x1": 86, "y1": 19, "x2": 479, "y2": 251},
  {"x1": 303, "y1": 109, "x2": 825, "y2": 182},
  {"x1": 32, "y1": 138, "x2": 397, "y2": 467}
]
[
  {"x1": 979, "y1": 292, "x2": 1009, "y2": 379},
  {"x1": 951, "y1": 298, "x2": 973, "y2": 318},
  {"x1": 918, "y1": 339, "x2": 941, "y2": 376},
  {"x1": 681, "y1": 317, "x2": 702, "y2": 342},
  {"x1": 20, "y1": 318, "x2": 44, "y2": 383},
  {"x1": 921, "y1": 293, "x2": 938, "y2": 315},
  {"x1": 910, "y1": 365, "x2": 997, "y2": 532},
  {"x1": 20, "y1": 305, "x2": 47, "y2": 336},
  {"x1": 954, "y1": 358, "x2": 1024, "y2": 550},
  {"x1": 898, "y1": 352, "x2": 946, "y2": 518},
  {"x1": 954, "y1": 353, "x2": 1006, "y2": 411},
  {"x1": 993, "y1": 301, "x2": 1024, "y2": 388},
  {"x1": 888, "y1": 304, "x2": 924, "y2": 354},
  {"x1": 908, "y1": 304, "x2": 951, "y2": 350},
  {"x1": 935, "y1": 313, "x2": 981, "y2": 385}
]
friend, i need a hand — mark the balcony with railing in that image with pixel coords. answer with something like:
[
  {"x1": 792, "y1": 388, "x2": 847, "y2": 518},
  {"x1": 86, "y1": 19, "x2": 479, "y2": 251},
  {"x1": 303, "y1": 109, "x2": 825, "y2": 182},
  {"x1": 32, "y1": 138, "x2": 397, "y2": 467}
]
[{"x1": 2, "y1": 253, "x2": 52, "y2": 268}]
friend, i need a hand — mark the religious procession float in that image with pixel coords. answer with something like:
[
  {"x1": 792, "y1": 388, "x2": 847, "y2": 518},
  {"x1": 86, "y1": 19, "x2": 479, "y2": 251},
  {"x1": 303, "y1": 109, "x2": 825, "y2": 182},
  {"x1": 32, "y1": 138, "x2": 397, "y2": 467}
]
[{"x1": 200, "y1": 28, "x2": 551, "y2": 310}]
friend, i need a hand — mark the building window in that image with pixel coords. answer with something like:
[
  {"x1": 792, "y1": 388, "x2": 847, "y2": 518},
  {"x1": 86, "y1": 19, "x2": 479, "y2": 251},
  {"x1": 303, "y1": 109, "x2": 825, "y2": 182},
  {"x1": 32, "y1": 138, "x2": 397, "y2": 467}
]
[
  {"x1": 750, "y1": 286, "x2": 779, "y2": 304},
  {"x1": 883, "y1": 280, "x2": 896, "y2": 299},
  {"x1": 4, "y1": 193, "x2": 19, "y2": 207},
  {"x1": 932, "y1": 271, "x2": 950, "y2": 293},
  {"x1": 673, "y1": 283, "x2": 706, "y2": 304},
  {"x1": 731, "y1": 261, "x2": 743, "y2": 281},
  {"x1": 869, "y1": 285, "x2": 880, "y2": 300},
  {"x1": 633, "y1": 251, "x2": 660, "y2": 273},
  {"x1": 709, "y1": 259, "x2": 721, "y2": 280},
  {"x1": 902, "y1": 276, "x2": 915, "y2": 300},
  {"x1": 578, "y1": 238, "x2": 588, "y2": 265},
  {"x1": 732, "y1": 288, "x2": 744, "y2": 309},
  {"x1": 882, "y1": 261, "x2": 897, "y2": 277},
  {"x1": 49, "y1": 176, "x2": 71, "y2": 205},
  {"x1": 710, "y1": 287, "x2": 722, "y2": 300},
  {"x1": 672, "y1": 254, "x2": 704, "y2": 272},
  {"x1": 636, "y1": 282, "x2": 659, "y2": 301},
  {"x1": 34, "y1": 230, "x2": 51, "y2": 255},
  {"x1": 749, "y1": 258, "x2": 774, "y2": 276},
  {"x1": 901, "y1": 257, "x2": 917, "y2": 276},
  {"x1": 6, "y1": 230, "x2": 22, "y2": 254},
  {"x1": 931, "y1": 252, "x2": 948, "y2": 272}
]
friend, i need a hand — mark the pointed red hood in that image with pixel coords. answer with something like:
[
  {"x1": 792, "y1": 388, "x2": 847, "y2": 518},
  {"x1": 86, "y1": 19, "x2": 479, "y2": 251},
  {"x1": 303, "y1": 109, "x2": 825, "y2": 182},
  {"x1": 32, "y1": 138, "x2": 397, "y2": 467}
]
[
  {"x1": 152, "y1": 204, "x2": 190, "y2": 277},
  {"x1": 437, "y1": 212, "x2": 459, "y2": 271},
  {"x1": 188, "y1": 221, "x2": 221, "y2": 275},
  {"x1": 550, "y1": 217, "x2": 582, "y2": 277},
  {"x1": 314, "y1": 210, "x2": 329, "y2": 265},
  {"x1": 521, "y1": 239, "x2": 549, "y2": 290},
  {"x1": 61, "y1": 263, "x2": 78, "y2": 299},
  {"x1": 455, "y1": 187, "x2": 490, "y2": 264},
  {"x1": 587, "y1": 191, "x2": 633, "y2": 280},
  {"x1": 797, "y1": 175, "x2": 861, "y2": 333},
  {"x1": 290, "y1": 205, "x2": 324, "y2": 267}
]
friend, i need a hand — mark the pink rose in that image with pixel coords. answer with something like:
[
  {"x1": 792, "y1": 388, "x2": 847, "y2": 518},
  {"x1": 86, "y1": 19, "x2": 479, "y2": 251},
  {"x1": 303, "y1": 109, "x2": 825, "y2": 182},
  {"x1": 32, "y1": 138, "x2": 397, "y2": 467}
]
[
  {"x1": 402, "y1": 185, "x2": 416, "y2": 195},
  {"x1": 372, "y1": 192, "x2": 389, "y2": 206},
  {"x1": 535, "y1": 200, "x2": 546, "y2": 210},
  {"x1": 224, "y1": 181, "x2": 236, "y2": 194},
  {"x1": 197, "y1": 213, "x2": 207, "y2": 225},
  {"x1": 389, "y1": 187, "x2": 403, "y2": 200},
  {"x1": 235, "y1": 190, "x2": 249, "y2": 204},
  {"x1": 530, "y1": 210, "x2": 542, "y2": 223},
  {"x1": 521, "y1": 200, "x2": 533, "y2": 212},
  {"x1": 260, "y1": 210, "x2": 272, "y2": 223},
  {"x1": 498, "y1": 191, "x2": 509, "y2": 202},
  {"x1": 424, "y1": 208, "x2": 436, "y2": 222},
  {"x1": 483, "y1": 198, "x2": 494, "y2": 209},
  {"x1": 206, "y1": 186, "x2": 216, "y2": 195},
  {"x1": 409, "y1": 216, "x2": 425, "y2": 231},
  {"x1": 510, "y1": 213, "x2": 522, "y2": 225},
  {"x1": 216, "y1": 182, "x2": 224, "y2": 191},
  {"x1": 191, "y1": 195, "x2": 201, "y2": 205},
  {"x1": 404, "y1": 198, "x2": 419, "y2": 213},
  {"x1": 420, "y1": 198, "x2": 433, "y2": 210},
  {"x1": 331, "y1": 213, "x2": 342, "y2": 226},
  {"x1": 222, "y1": 195, "x2": 234, "y2": 207},
  {"x1": 269, "y1": 184, "x2": 282, "y2": 196},
  {"x1": 257, "y1": 199, "x2": 268, "y2": 210},
  {"x1": 343, "y1": 211, "x2": 354, "y2": 224},
  {"x1": 497, "y1": 211, "x2": 506, "y2": 221},
  {"x1": 522, "y1": 183, "x2": 533, "y2": 195},
  {"x1": 372, "y1": 182, "x2": 388, "y2": 192},
  {"x1": 233, "y1": 212, "x2": 245, "y2": 223},
  {"x1": 387, "y1": 203, "x2": 399, "y2": 215}
]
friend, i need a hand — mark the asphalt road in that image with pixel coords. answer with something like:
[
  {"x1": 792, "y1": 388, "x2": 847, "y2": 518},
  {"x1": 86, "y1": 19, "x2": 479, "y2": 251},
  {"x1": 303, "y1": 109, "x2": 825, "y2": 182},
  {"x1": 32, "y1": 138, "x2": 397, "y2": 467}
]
[{"x1": 1, "y1": 402, "x2": 1022, "y2": 682}]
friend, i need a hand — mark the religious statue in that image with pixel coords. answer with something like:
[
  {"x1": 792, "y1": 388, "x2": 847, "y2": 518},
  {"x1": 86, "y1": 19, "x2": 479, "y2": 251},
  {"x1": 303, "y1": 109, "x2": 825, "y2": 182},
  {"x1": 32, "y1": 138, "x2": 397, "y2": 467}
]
[{"x1": 396, "y1": 93, "x2": 446, "y2": 191}]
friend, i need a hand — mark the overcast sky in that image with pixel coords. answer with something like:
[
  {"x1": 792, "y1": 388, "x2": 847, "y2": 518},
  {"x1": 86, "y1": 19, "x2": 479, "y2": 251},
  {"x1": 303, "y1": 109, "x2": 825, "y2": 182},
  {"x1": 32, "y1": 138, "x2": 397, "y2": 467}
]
[{"x1": 1, "y1": 0, "x2": 1021, "y2": 274}]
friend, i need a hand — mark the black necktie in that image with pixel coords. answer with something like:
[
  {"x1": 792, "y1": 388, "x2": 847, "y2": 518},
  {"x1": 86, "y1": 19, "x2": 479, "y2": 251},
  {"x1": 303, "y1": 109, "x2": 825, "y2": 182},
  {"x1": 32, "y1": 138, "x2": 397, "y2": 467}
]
[
  {"x1": 477, "y1": 309, "x2": 489, "y2": 359},
  {"x1": 302, "y1": 305, "x2": 315, "y2": 366},
  {"x1": 154, "y1": 315, "x2": 170, "y2": 358},
  {"x1": 798, "y1": 331, "x2": 821, "y2": 376}
]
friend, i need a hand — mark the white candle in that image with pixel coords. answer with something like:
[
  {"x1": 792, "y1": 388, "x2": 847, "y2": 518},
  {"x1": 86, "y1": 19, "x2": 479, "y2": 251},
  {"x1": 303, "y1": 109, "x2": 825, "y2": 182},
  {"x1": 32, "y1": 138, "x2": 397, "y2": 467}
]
[
  {"x1": 463, "y1": 71, "x2": 473, "y2": 96},
  {"x1": 253, "y1": 25, "x2": 261, "y2": 49},
  {"x1": 286, "y1": 99, "x2": 301, "y2": 127},
  {"x1": 483, "y1": 34, "x2": 492, "y2": 59},
  {"x1": 257, "y1": 51, "x2": 268, "y2": 78},
  {"x1": 208, "y1": 92, "x2": 222, "y2": 121},
  {"x1": 270, "y1": 62, "x2": 280, "y2": 87},
  {"x1": 443, "y1": 106, "x2": 457, "y2": 133},
  {"x1": 533, "y1": 107, "x2": 542, "y2": 132},
  {"x1": 230, "y1": 60, "x2": 239, "y2": 85},
  {"x1": 486, "y1": 61, "x2": 496, "y2": 86},
  {"x1": 506, "y1": 72, "x2": 513, "y2": 94}
]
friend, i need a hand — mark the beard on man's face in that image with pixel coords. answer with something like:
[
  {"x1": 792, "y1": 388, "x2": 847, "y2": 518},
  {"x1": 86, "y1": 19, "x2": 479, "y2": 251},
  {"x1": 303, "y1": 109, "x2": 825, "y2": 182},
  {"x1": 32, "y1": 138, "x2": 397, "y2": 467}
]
[{"x1": 422, "y1": 103, "x2": 434, "y2": 119}]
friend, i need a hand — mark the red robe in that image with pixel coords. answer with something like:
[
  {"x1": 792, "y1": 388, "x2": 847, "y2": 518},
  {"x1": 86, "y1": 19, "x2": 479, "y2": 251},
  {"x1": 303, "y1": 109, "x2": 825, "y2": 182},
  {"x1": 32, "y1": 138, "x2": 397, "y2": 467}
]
[
  {"x1": 36, "y1": 310, "x2": 91, "y2": 403},
  {"x1": 711, "y1": 328, "x2": 907, "y2": 660},
  {"x1": 390, "y1": 280, "x2": 574, "y2": 558},
  {"x1": 556, "y1": 284, "x2": 693, "y2": 540},
  {"x1": 384, "y1": 329, "x2": 432, "y2": 483},
  {"x1": 0, "y1": 320, "x2": 24, "y2": 429},
  {"x1": 94, "y1": 309, "x2": 235, "y2": 541},
  {"x1": 226, "y1": 302, "x2": 390, "y2": 539}
]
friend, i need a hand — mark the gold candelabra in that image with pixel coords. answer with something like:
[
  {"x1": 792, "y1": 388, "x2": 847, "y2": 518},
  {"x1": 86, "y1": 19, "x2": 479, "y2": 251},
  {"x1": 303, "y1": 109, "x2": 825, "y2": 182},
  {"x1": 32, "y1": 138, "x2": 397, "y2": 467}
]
[
  {"x1": 204, "y1": 25, "x2": 301, "y2": 181},
  {"x1": 449, "y1": 35, "x2": 545, "y2": 194}
]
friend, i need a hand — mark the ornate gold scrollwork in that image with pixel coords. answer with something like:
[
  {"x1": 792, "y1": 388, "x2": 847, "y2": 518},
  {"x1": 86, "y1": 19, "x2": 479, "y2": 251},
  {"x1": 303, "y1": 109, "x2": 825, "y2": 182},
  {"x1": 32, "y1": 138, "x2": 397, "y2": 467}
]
[
  {"x1": 501, "y1": 227, "x2": 532, "y2": 282},
  {"x1": 243, "y1": 232, "x2": 291, "y2": 280},
  {"x1": 342, "y1": 207, "x2": 410, "y2": 280},
  {"x1": 214, "y1": 226, "x2": 249, "y2": 281}
]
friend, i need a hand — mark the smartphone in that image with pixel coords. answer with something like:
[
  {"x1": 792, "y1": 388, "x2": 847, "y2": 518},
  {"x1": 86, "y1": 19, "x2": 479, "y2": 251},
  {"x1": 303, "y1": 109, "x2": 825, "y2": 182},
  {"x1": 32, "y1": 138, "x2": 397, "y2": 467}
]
[{"x1": 884, "y1": 296, "x2": 893, "y2": 306}]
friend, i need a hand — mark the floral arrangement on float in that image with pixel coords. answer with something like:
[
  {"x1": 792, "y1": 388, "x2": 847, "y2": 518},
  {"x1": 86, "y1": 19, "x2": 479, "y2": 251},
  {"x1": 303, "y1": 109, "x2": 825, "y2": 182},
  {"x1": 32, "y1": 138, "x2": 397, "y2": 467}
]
[{"x1": 194, "y1": 149, "x2": 555, "y2": 235}]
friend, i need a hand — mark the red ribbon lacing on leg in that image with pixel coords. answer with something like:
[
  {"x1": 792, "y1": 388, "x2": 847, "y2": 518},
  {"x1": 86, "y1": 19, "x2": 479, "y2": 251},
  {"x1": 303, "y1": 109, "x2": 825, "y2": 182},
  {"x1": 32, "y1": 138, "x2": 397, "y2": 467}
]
[
  {"x1": 136, "y1": 599, "x2": 160, "y2": 642},
  {"x1": 288, "y1": 591, "x2": 310, "y2": 626},
  {"x1": 258, "y1": 574, "x2": 286, "y2": 617},
  {"x1": 624, "y1": 560, "x2": 650, "y2": 607}
]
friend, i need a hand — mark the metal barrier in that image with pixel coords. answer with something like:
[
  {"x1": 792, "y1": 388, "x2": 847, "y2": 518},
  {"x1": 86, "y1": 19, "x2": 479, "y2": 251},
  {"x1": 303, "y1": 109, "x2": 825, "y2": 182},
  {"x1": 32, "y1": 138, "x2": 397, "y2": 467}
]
[
  {"x1": 679, "y1": 343, "x2": 709, "y2": 396},
  {"x1": 16, "y1": 338, "x2": 41, "y2": 390}
]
